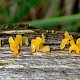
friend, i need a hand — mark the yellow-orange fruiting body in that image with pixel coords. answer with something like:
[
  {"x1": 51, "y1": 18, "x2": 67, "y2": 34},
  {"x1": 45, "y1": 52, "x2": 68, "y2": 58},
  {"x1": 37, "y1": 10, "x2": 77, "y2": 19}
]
[
  {"x1": 8, "y1": 36, "x2": 19, "y2": 55},
  {"x1": 36, "y1": 37, "x2": 43, "y2": 49},
  {"x1": 69, "y1": 35, "x2": 74, "y2": 41},
  {"x1": 70, "y1": 40, "x2": 75, "y2": 45},
  {"x1": 15, "y1": 34, "x2": 22, "y2": 47},
  {"x1": 64, "y1": 31, "x2": 70, "y2": 38},
  {"x1": 60, "y1": 31, "x2": 80, "y2": 54},
  {"x1": 60, "y1": 31, "x2": 74, "y2": 50},
  {"x1": 76, "y1": 38, "x2": 80, "y2": 48},
  {"x1": 31, "y1": 39, "x2": 36, "y2": 53},
  {"x1": 31, "y1": 37, "x2": 43, "y2": 53},
  {"x1": 42, "y1": 33, "x2": 45, "y2": 43},
  {"x1": 60, "y1": 38, "x2": 69, "y2": 49},
  {"x1": 69, "y1": 44, "x2": 80, "y2": 54},
  {"x1": 39, "y1": 45, "x2": 50, "y2": 53},
  {"x1": 69, "y1": 40, "x2": 80, "y2": 54},
  {"x1": 60, "y1": 31, "x2": 70, "y2": 49},
  {"x1": 22, "y1": 36, "x2": 28, "y2": 46},
  {"x1": 31, "y1": 34, "x2": 47, "y2": 53}
]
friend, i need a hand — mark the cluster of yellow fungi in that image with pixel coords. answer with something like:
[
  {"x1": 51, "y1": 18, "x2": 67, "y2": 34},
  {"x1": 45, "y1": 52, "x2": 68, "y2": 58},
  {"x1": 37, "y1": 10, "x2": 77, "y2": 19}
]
[
  {"x1": 8, "y1": 31, "x2": 80, "y2": 56},
  {"x1": 8, "y1": 34, "x2": 28, "y2": 56},
  {"x1": 8, "y1": 33, "x2": 50, "y2": 56},
  {"x1": 60, "y1": 31, "x2": 80, "y2": 54},
  {"x1": 31, "y1": 33, "x2": 50, "y2": 53}
]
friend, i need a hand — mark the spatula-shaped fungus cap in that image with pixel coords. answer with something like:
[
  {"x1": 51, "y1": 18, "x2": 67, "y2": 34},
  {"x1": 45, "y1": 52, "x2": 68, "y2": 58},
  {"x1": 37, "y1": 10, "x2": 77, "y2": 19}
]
[
  {"x1": 22, "y1": 36, "x2": 28, "y2": 46},
  {"x1": 8, "y1": 36, "x2": 19, "y2": 56}
]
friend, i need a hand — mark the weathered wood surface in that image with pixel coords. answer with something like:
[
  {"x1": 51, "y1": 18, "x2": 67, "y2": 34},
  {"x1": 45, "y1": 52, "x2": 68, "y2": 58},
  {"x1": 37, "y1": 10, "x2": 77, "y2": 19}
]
[{"x1": 0, "y1": 30, "x2": 80, "y2": 80}]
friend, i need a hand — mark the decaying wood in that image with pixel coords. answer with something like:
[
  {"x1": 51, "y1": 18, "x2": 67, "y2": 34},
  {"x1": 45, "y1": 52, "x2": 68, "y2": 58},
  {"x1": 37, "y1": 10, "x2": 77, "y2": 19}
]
[{"x1": 0, "y1": 25, "x2": 80, "y2": 80}]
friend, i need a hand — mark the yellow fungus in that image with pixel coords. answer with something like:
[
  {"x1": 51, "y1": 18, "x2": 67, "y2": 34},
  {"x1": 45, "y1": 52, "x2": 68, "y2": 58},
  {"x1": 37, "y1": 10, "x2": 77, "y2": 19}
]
[
  {"x1": 60, "y1": 31, "x2": 74, "y2": 49},
  {"x1": 70, "y1": 40, "x2": 75, "y2": 45},
  {"x1": 69, "y1": 35, "x2": 74, "y2": 41},
  {"x1": 64, "y1": 31, "x2": 70, "y2": 38},
  {"x1": 60, "y1": 31, "x2": 70, "y2": 49},
  {"x1": 22, "y1": 36, "x2": 28, "y2": 46},
  {"x1": 69, "y1": 40, "x2": 80, "y2": 54},
  {"x1": 8, "y1": 35, "x2": 23, "y2": 56},
  {"x1": 8, "y1": 36, "x2": 19, "y2": 56},
  {"x1": 31, "y1": 39, "x2": 36, "y2": 53},
  {"x1": 69, "y1": 44, "x2": 80, "y2": 54},
  {"x1": 60, "y1": 31, "x2": 80, "y2": 54},
  {"x1": 42, "y1": 33, "x2": 45, "y2": 43},
  {"x1": 39, "y1": 45, "x2": 50, "y2": 53},
  {"x1": 76, "y1": 38, "x2": 80, "y2": 48},
  {"x1": 15, "y1": 34, "x2": 22, "y2": 47},
  {"x1": 31, "y1": 37, "x2": 42, "y2": 53},
  {"x1": 60, "y1": 38, "x2": 69, "y2": 49},
  {"x1": 36, "y1": 37, "x2": 43, "y2": 49},
  {"x1": 31, "y1": 33, "x2": 49, "y2": 53}
]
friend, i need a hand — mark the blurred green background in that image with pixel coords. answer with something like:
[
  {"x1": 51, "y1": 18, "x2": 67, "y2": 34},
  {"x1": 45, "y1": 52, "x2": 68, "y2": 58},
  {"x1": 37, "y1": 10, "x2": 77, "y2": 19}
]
[{"x1": 0, "y1": 0, "x2": 80, "y2": 31}]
